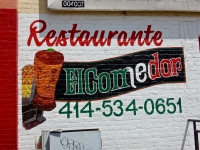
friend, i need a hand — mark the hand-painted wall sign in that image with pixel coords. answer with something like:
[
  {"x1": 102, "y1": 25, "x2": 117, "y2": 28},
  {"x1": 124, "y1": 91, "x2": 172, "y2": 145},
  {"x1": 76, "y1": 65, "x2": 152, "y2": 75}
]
[
  {"x1": 27, "y1": 20, "x2": 163, "y2": 47},
  {"x1": 55, "y1": 47, "x2": 186, "y2": 101},
  {"x1": 21, "y1": 47, "x2": 185, "y2": 128}
]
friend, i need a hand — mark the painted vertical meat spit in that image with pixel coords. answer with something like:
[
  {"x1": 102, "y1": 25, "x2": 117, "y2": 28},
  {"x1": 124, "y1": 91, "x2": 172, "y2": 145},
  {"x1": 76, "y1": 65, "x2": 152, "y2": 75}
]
[
  {"x1": 21, "y1": 48, "x2": 64, "y2": 129},
  {"x1": 32, "y1": 48, "x2": 64, "y2": 111}
]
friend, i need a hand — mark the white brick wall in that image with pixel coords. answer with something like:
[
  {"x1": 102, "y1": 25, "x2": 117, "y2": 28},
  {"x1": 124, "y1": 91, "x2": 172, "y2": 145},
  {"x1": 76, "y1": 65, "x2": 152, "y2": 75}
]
[{"x1": 18, "y1": 13, "x2": 200, "y2": 150}]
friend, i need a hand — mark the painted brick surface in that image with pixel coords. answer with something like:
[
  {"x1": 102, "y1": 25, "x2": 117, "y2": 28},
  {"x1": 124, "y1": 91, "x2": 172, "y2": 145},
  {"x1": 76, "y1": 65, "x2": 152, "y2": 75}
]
[
  {"x1": 0, "y1": 9, "x2": 17, "y2": 150},
  {"x1": 0, "y1": 1, "x2": 17, "y2": 9},
  {"x1": 18, "y1": 12, "x2": 200, "y2": 150}
]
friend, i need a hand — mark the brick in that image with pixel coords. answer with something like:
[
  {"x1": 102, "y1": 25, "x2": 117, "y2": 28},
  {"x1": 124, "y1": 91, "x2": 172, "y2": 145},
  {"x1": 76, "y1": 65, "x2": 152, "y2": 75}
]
[{"x1": 0, "y1": 9, "x2": 17, "y2": 150}]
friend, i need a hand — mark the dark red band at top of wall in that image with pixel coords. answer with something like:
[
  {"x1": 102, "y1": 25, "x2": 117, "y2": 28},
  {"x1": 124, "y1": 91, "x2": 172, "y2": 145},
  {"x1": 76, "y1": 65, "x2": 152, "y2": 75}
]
[{"x1": 0, "y1": 9, "x2": 17, "y2": 150}]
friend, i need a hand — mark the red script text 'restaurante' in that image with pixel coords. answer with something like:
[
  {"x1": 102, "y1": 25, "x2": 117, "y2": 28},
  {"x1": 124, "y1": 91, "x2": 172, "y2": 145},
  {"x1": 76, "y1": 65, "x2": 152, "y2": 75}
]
[{"x1": 27, "y1": 20, "x2": 163, "y2": 47}]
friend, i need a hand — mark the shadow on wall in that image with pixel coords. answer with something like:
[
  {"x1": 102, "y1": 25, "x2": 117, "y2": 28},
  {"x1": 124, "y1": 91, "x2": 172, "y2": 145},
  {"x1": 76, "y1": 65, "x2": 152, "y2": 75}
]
[
  {"x1": 32, "y1": 7, "x2": 200, "y2": 49},
  {"x1": 181, "y1": 121, "x2": 189, "y2": 150},
  {"x1": 35, "y1": 0, "x2": 200, "y2": 42}
]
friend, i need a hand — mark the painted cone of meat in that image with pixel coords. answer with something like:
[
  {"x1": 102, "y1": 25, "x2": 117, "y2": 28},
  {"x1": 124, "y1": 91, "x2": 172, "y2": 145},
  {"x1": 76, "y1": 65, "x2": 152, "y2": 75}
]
[{"x1": 33, "y1": 48, "x2": 64, "y2": 111}]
